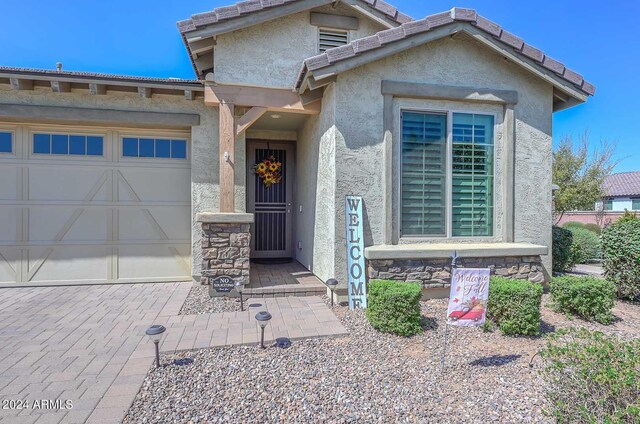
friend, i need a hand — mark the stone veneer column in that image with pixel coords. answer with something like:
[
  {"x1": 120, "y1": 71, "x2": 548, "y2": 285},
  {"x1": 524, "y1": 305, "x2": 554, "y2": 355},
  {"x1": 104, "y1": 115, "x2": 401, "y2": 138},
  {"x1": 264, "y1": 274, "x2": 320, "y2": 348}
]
[{"x1": 196, "y1": 213, "x2": 254, "y2": 296}]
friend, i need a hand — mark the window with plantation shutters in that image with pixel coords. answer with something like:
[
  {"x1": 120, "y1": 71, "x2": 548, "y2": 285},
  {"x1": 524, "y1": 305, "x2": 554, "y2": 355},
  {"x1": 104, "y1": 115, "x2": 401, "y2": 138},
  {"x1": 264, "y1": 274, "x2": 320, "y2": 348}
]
[
  {"x1": 401, "y1": 112, "x2": 447, "y2": 236},
  {"x1": 452, "y1": 113, "x2": 494, "y2": 237},
  {"x1": 318, "y1": 28, "x2": 349, "y2": 53},
  {"x1": 400, "y1": 111, "x2": 496, "y2": 238}
]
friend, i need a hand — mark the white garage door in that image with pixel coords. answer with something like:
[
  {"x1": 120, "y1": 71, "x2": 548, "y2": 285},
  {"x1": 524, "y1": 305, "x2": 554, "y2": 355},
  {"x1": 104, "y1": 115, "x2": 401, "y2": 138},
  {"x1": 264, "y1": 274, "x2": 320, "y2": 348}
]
[{"x1": 0, "y1": 123, "x2": 192, "y2": 284}]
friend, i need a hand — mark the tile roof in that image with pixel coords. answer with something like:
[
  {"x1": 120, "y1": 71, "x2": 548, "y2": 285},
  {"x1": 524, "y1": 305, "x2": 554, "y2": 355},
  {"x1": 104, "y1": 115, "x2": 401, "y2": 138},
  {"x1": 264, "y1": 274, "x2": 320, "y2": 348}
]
[
  {"x1": 0, "y1": 66, "x2": 202, "y2": 86},
  {"x1": 177, "y1": 0, "x2": 412, "y2": 34},
  {"x1": 603, "y1": 172, "x2": 640, "y2": 198},
  {"x1": 297, "y1": 7, "x2": 595, "y2": 97}
]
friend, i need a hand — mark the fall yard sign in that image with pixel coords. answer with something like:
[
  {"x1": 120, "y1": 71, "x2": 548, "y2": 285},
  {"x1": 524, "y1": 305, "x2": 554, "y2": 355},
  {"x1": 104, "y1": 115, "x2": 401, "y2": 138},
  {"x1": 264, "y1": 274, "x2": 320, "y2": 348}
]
[{"x1": 446, "y1": 268, "x2": 490, "y2": 327}]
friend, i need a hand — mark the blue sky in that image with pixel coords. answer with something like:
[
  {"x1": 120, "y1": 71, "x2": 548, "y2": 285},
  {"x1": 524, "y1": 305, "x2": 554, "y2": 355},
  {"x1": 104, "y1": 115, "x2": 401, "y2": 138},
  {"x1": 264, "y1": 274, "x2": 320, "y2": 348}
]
[{"x1": 1, "y1": 1, "x2": 637, "y2": 171}]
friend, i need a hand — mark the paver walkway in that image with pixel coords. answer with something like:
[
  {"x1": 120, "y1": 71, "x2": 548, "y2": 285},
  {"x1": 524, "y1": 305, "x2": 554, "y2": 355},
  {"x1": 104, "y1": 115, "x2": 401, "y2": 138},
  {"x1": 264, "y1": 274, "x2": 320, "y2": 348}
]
[
  {"x1": 0, "y1": 284, "x2": 346, "y2": 424},
  {"x1": 247, "y1": 260, "x2": 327, "y2": 297}
]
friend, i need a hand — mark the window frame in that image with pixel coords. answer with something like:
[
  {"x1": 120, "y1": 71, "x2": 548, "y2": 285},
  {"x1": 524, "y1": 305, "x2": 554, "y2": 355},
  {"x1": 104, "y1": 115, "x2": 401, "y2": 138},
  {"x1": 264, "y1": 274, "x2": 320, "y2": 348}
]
[
  {"x1": 398, "y1": 107, "x2": 498, "y2": 239},
  {"x1": 119, "y1": 135, "x2": 189, "y2": 161},
  {"x1": 29, "y1": 130, "x2": 106, "y2": 159},
  {"x1": 0, "y1": 129, "x2": 15, "y2": 155}
]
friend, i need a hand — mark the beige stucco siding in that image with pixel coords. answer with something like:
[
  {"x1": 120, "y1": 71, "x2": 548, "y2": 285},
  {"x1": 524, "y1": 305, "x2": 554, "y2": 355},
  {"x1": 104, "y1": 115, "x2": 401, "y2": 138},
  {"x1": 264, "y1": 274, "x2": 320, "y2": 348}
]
[
  {"x1": 0, "y1": 87, "x2": 221, "y2": 280},
  {"x1": 214, "y1": 4, "x2": 386, "y2": 88},
  {"x1": 331, "y1": 35, "x2": 554, "y2": 280},
  {"x1": 296, "y1": 84, "x2": 337, "y2": 283}
]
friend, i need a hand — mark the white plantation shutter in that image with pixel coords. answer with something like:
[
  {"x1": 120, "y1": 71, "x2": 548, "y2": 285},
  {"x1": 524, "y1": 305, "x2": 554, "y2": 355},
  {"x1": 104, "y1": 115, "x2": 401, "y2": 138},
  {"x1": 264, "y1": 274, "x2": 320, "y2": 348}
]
[
  {"x1": 451, "y1": 113, "x2": 494, "y2": 237},
  {"x1": 318, "y1": 28, "x2": 349, "y2": 53},
  {"x1": 401, "y1": 112, "x2": 447, "y2": 236}
]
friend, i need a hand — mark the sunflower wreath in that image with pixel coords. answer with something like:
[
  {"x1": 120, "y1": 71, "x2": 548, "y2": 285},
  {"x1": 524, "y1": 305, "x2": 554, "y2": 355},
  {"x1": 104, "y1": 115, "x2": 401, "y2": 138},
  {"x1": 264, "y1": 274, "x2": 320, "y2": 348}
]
[{"x1": 253, "y1": 155, "x2": 282, "y2": 188}]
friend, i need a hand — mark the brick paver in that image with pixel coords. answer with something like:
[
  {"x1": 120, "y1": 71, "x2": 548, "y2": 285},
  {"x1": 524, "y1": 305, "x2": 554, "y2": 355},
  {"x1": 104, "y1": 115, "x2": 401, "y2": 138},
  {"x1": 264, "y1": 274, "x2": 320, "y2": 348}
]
[
  {"x1": 247, "y1": 260, "x2": 327, "y2": 297},
  {"x1": 0, "y1": 283, "x2": 346, "y2": 424}
]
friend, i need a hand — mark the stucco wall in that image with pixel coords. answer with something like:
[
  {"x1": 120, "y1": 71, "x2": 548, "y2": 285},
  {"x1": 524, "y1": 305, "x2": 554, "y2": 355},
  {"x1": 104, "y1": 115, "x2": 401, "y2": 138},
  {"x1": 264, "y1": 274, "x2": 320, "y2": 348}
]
[
  {"x1": 214, "y1": 4, "x2": 386, "y2": 88},
  {"x1": 0, "y1": 87, "x2": 219, "y2": 280},
  {"x1": 295, "y1": 84, "x2": 337, "y2": 283},
  {"x1": 330, "y1": 35, "x2": 554, "y2": 281}
]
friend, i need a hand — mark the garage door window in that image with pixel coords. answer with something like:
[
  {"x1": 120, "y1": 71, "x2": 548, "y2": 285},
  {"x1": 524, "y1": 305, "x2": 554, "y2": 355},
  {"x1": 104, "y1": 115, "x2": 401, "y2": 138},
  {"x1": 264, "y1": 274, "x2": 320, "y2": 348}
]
[
  {"x1": 122, "y1": 137, "x2": 187, "y2": 159},
  {"x1": 33, "y1": 133, "x2": 103, "y2": 156},
  {"x1": 0, "y1": 132, "x2": 12, "y2": 153}
]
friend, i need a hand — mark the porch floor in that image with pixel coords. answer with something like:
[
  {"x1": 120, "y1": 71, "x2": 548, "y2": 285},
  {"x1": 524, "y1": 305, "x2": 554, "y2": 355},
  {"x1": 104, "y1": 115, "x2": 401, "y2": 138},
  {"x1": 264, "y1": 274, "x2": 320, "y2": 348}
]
[{"x1": 246, "y1": 260, "x2": 327, "y2": 297}]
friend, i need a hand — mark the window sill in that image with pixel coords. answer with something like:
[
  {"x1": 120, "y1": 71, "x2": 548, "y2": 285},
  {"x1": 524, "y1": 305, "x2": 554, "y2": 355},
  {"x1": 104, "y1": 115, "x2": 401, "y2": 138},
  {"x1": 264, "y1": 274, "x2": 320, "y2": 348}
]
[{"x1": 364, "y1": 242, "x2": 548, "y2": 260}]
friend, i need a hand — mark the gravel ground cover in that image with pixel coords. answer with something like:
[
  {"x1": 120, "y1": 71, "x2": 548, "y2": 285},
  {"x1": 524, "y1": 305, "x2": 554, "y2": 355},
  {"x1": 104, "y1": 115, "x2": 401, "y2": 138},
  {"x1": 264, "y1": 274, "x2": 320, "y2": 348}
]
[
  {"x1": 179, "y1": 285, "x2": 240, "y2": 315},
  {"x1": 126, "y1": 294, "x2": 640, "y2": 423}
]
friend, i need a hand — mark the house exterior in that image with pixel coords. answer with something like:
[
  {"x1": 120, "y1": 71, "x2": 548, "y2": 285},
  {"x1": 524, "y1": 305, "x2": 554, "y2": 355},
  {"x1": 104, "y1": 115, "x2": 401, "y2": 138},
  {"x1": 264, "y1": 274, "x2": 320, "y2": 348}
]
[
  {"x1": 0, "y1": 1, "x2": 594, "y2": 293},
  {"x1": 557, "y1": 171, "x2": 640, "y2": 227}
]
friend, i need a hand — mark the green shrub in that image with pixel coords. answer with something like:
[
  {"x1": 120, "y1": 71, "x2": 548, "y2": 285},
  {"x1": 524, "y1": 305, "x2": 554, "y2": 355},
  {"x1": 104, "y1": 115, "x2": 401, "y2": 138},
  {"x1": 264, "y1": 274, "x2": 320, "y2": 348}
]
[
  {"x1": 550, "y1": 276, "x2": 616, "y2": 324},
  {"x1": 602, "y1": 218, "x2": 640, "y2": 300},
  {"x1": 568, "y1": 227, "x2": 602, "y2": 264},
  {"x1": 582, "y1": 223, "x2": 602, "y2": 234},
  {"x1": 366, "y1": 280, "x2": 422, "y2": 337},
  {"x1": 617, "y1": 209, "x2": 638, "y2": 224},
  {"x1": 540, "y1": 328, "x2": 640, "y2": 423},
  {"x1": 487, "y1": 277, "x2": 543, "y2": 336},
  {"x1": 553, "y1": 225, "x2": 573, "y2": 272}
]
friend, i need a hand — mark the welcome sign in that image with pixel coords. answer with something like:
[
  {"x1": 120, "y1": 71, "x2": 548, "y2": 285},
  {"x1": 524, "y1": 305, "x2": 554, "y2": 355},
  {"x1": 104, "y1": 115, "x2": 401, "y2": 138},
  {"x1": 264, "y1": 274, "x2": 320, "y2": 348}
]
[
  {"x1": 446, "y1": 268, "x2": 490, "y2": 327},
  {"x1": 345, "y1": 195, "x2": 367, "y2": 309}
]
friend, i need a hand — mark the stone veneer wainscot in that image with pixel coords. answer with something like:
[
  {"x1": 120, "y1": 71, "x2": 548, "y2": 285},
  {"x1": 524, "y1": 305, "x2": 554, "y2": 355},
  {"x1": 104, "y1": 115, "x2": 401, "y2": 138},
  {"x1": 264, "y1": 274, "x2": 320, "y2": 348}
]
[
  {"x1": 364, "y1": 243, "x2": 549, "y2": 289},
  {"x1": 197, "y1": 213, "x2": 254, "y2": 292}
]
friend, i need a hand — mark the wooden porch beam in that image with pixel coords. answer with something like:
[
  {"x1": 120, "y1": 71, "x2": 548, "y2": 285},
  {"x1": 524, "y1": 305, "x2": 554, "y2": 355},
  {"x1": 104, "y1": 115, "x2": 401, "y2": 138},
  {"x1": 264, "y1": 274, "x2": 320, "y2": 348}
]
[
  {"x1": 219, "y1": 101, "x2": 236, "y2": 212},
  {"x1": 236, "y1": 106, "x2": 267, "y2": 136},
  {"x1": 89, "y1": 83, "x2": 107, "y2": 95},
  {"x1": 138, "y1": 87, "x2": 152, "y2": 99},
  {"x1": 300, "y1": 88, "x2": 324, "y2": 106},
  {"x1": 205, "y1": 83, "x2": 320, "y2": 115}
]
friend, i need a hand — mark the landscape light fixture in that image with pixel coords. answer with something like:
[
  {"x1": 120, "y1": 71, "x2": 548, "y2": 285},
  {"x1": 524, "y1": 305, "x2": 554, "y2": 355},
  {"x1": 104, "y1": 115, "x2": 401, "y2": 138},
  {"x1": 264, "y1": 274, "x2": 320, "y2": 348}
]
[
  {"x1": 326, "y1": 278, "x2": 339, "y2": 307},
  {"x1": 145, "y1": 325, "x2": 166, "y2": 368},
  {"x1": 255, "y1": 311, "x2": 272, "y2": 349},
  {"x1": 235, "y1": 280, "x2": 245, "y2": 311}
]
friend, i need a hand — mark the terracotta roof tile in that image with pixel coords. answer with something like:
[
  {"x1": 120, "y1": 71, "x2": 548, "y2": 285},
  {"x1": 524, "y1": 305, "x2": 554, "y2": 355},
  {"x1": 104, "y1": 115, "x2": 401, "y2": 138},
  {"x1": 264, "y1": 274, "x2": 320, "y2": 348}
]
[
  {"x1": 499, "y1": 30, "x2": 524, "y2": 50},
  {"x1": 353, "y1": 35, "x2": 382, "y2": 54},
  {"x1": 603, "y1": 172, "x2": 640, "y2": 197},
  {"x1": 542, "y1": 55, "x2": 565, "y2": 75},
  {"x1": 521, "y1": 44, "x2": 544, "y2": 62},
  {"x1": 297, "y1": 8, "x2": 595, "y2": 97},
  {"x1": 472, "y1": 15, "x2": 501, "y2": 37},
  {"x1": 179, "y1": 0, "x2": 412, "y2": 35}
]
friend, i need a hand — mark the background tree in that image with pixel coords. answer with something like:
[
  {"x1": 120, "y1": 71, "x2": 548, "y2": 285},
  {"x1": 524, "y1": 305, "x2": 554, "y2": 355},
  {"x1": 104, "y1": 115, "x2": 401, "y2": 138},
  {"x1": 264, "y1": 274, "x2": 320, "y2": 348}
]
[{"x1": 553, "y1": 133, "x2": 616, "y2": 224}]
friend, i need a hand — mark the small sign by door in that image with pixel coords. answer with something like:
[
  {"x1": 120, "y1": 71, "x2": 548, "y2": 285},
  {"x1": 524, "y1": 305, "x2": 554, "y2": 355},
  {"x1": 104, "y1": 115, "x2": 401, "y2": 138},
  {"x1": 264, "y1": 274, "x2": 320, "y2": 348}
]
[
  {"x1": 345, "y1": 195, "x2": 367, "y2": 309},
  {"x1": 210, "y1": 276, "x2": 235, "y2": 293}
]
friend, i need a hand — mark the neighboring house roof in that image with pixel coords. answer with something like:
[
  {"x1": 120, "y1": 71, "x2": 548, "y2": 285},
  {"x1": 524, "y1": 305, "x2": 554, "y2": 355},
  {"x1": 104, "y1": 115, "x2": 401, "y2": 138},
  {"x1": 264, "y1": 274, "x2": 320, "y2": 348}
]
[
  {"x1": 177, "y1": 0, "x2": 412, "y2": 35},
  {"x1": 0, "y1": 66, "x2": 203, "y2": 99},
  {"x1": 296, "y1": 8, "x2": 595, "y2": 107},
  {"x1": 177, "y1": 0, "x2": 412, "y2": 78},
  {"x1": 603, "y1": 172, "x2": 640, "y2": 198},
  {"x1": 0, "y1": 66, "x2": 201, "y2": 86}
]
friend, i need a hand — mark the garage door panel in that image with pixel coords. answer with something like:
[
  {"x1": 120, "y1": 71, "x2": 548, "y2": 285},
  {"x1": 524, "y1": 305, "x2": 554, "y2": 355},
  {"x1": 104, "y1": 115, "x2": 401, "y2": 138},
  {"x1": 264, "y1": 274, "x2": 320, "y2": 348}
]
[
  {"x1": 117, "y1": 245, "x2": 190, "y2": 280},
  {"x1": 0, "y1": 207, "x2": 19, "y2": 242},
  {"x1": 0, "y1": 165, "x2": 19, "y2": 200},
  {"x1": 2, "y1": 127, "x2": 192, "y2": 284},
  {"x1": 28, "y1": 208, "x2": 108, "y2": 242},
  {"x1": 29, "y1": 167, "x2": 110, "y2": 202},
  {"x1": 118, "y1": 168, "x2": 190, "y2": 202},
  {"x1": 28, "y1": 246, "x2": 109, "y2": 283},
  {"x1": 117, "y1": 207, "x2": 191, "y2": 241},
  {"x1": 0, "y1": 249, "x2": 19, "y2": 283}
]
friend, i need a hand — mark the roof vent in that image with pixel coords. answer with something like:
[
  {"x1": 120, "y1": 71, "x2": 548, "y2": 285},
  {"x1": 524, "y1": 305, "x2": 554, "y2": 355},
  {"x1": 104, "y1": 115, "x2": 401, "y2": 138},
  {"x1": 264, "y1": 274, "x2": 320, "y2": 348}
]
[
  {"x1": 318, "y1": 28, "x2": 349, "y2": 53},
  {"x1": 55, "y1": 62, "x2": 63, "y2": 71}
]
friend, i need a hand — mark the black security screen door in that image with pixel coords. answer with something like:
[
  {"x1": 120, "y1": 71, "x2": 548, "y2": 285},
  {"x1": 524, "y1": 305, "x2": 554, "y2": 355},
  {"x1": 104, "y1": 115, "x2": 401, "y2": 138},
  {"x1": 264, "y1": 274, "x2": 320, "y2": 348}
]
[{"x1": 247, "y1": 142, "x2": 294, "y2": 258}]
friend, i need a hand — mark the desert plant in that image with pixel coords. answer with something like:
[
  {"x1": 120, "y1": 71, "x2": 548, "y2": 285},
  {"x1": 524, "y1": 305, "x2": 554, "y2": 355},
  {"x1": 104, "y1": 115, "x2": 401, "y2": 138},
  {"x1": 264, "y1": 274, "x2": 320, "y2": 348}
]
[
  {"x1": 552, "y1": 225, "x2": 573, "y2": 272},
  {"x1": 601, "y1": 218, "x2": 640, "y2": 300},
  {"x1": 540, "y1": 328, "x2": 640, "y2": 423},
  {"x1": 617, "y1": 209, "x2": 638, "y2": 224},
  {"x1": 550, "y1": 276, "x2": 616, "y2": 324},
  {"x1": 568, "y1": 226, "x2": 602, "y2": 264},
  {"x1": 487, "y1": 277, "x2": 543, "y2": 336},
  {"x1": 366, "y1": 280, "x2": 422, "y2": 337}
]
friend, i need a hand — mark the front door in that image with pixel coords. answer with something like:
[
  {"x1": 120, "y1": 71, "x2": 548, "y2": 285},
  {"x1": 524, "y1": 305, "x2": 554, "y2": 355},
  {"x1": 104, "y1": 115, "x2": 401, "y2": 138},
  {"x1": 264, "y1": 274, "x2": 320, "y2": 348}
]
[{"x1": 247, "y1": 141, "x2": 294, "y2": 258}]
